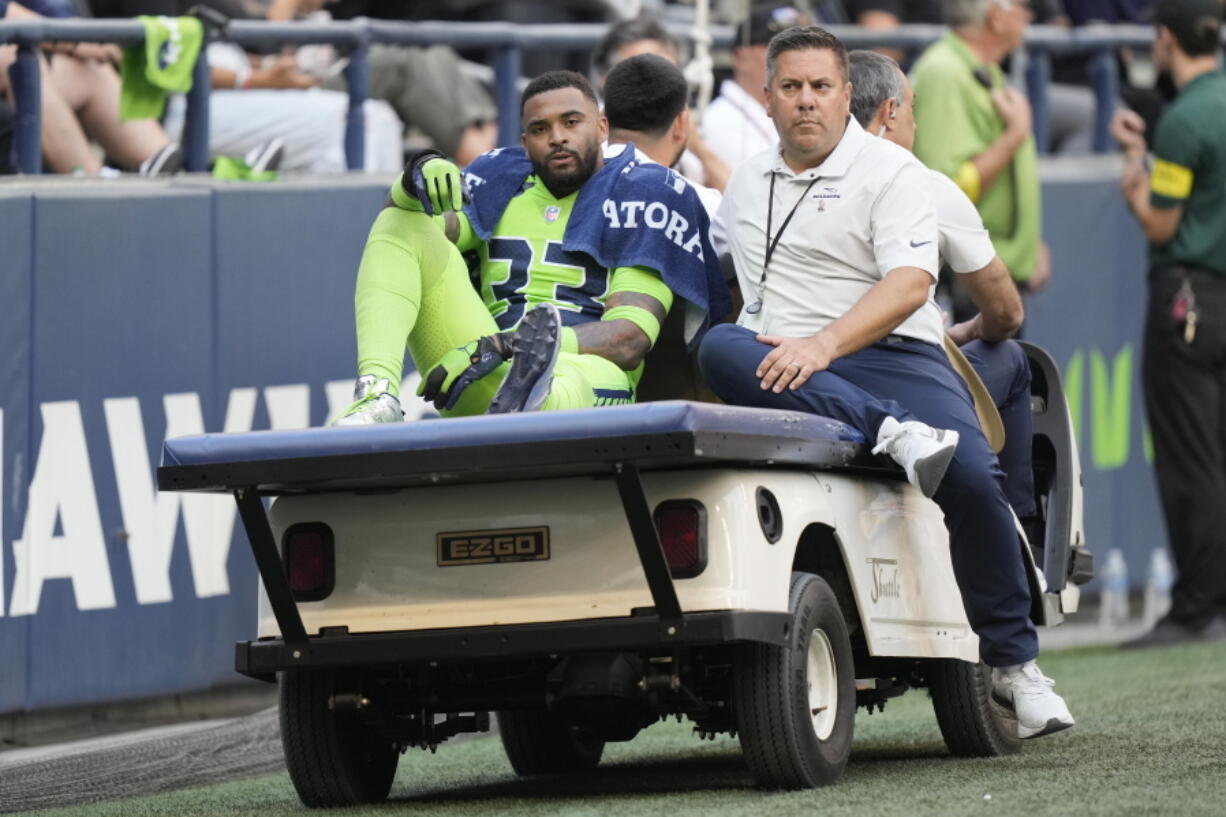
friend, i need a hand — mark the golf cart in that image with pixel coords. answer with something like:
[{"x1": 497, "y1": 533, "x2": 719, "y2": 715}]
[{"x1": 157, "y1": 342, "x2": 1092, "y2": 805}]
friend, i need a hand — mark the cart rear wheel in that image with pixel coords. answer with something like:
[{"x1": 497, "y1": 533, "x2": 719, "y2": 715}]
[
  {"x1": 279, "y1": 670, "x2": 399, "y2": 807},
  {"x1": 929, "y1": 658, "x2": 1023, "y2": 757},
  {"x1": 733, "y1": 571, "x2": 855, "y2": 789}
]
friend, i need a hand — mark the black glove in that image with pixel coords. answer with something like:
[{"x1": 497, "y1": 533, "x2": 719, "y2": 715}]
[{"x1": 418, "y1": 332, "x2": 514, "y2": 411}]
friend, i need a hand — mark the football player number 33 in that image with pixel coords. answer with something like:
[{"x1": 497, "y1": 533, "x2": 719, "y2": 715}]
[{"x1": 485, "y1": 237, "x2": 607, "y2": 328}]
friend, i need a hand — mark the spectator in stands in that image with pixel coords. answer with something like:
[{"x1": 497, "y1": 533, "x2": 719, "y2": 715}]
[
  {"x1": 911, "y1": 0, "x2": 1051, "y2": 296},
  {"x1": 334, "y1": 0, "x2": 610, "y2": 77},
  {"x1": 847, "y1": 0, "x2": 943, "y2": 62},
  {"x1": 86, "y1": 0, "x2": 404, "y2": 172},
  {"x1": 268, "y1": 0, "x2": 497, "y2": 165},
  {"x1": 0, "y1": 0, "x2": 182, "y2": 174},
  {"x1": 592, "y1": 14, "x2": 729, "y2": 191},
  {"x1": 701, "y1": 3, "x2": 811, "y2": 170},
  {"x1": 1111, "y1": 0, "x2": 1226, "y2": 648}
]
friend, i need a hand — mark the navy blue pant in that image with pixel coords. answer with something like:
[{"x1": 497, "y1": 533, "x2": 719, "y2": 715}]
[
  {"x1": 962, "y1": 339, "x2": 1036, "y2": 518},
  {"x1": 699, "y1": 324, "x2": 1037, "y2": 667}
]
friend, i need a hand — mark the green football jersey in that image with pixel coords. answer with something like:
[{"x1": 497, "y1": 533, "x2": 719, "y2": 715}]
[{"x1": 451, "y1": 177, "x2": 604, "y2": 331}]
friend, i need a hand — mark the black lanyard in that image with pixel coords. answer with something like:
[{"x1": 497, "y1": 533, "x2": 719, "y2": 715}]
[{"x1": 747, "y1": 171, "x2": 820, "y2": 314}]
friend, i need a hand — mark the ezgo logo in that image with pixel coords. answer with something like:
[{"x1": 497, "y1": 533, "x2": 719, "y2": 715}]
[{"x1": 437, "y1": 526, "x2": 550, "y2": 566}]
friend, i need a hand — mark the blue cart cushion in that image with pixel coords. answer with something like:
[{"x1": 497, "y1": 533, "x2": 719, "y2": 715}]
[{"x1": 160, "y1": 399, "x2": 872, "y2": 490}]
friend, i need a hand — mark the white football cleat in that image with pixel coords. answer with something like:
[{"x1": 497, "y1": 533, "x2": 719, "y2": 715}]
[{"x1": 332, "y1": 375, "x2": 404, "y2": 426}]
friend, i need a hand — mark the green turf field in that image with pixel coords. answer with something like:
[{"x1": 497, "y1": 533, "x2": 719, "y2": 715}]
[{"x1": 14, "y1": 641, "x2": 1226, "y2": 817}]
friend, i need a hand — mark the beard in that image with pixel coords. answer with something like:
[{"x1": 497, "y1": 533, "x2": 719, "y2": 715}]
[{"x1": 532, "y1": 142, "x2": 601, "y2": 199}]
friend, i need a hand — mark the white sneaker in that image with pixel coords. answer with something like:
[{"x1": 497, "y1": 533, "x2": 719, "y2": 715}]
[
  {"x1": 332, "y1": 375, "x2": 404, "y2": 426},
  {"x1": 138, "y1": 141, "x2": 183, "y2": 176},
  {"x1": 244, "y1": 137, "x2": 285, "y2": 175},
  {"x1": 991, "y1": 661, "x2": 1075, "y2": 739},
  {"x1": 871, "y1": 416, "x2": 959, "y2": 498}
]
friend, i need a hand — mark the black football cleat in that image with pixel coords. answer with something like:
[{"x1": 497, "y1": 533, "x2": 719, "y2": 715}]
[{"x1": 488, "y1": 303, "x2": 562, "y2": 414}]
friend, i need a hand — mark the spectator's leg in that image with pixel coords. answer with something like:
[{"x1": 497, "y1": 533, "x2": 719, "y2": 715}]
[
  {"x1": 962, "y1": 339, "x2": 1037, "y2": 517},
  {"x1": 1045, "y1": 82, "x2": 1100, "y2": 155},
  {"x1": 0, "y1": 48, "x2": 101, "y2": 173},
  {"x1": 331, "y1": 45, "x2": 496, "y2": 163},
  {"x1": 48, "y1": 55, "x2": 171, "y2": 170}
]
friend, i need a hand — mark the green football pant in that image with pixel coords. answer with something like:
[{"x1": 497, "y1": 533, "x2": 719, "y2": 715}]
[{"x1": 354, "y1": 206, "x2": 635, "y2": 416}]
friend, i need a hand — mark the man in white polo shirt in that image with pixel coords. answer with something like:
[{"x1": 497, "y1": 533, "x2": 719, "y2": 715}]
[
  {"x1": 847, "y1": 49, "x2": 1038, "y2": 536},
  {"x1": 699, "y1": 26, "x2": 1074, "y2": 740}
]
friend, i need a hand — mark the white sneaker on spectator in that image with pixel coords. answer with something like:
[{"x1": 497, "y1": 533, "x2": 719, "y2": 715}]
[
  {"x1": 245, "y1": 137, "x2": 285, "y2": 175},
  {"x1": 138, "y1": 141, "x2": 183, "y2": 176},
  {"x1": 991, "y1": 661, "x2": 1075, "y2": 739},
  {"x1": 333, "y1": 375, "x2": 404, "y2": 426},
  {"x1": 872, "y1": 416, "x2": 959, "y2": 498}
]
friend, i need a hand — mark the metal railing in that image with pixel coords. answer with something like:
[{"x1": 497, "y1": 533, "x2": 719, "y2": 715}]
[{"x1": 0, "y1": 18, "x2": 1190, "y2": 175}]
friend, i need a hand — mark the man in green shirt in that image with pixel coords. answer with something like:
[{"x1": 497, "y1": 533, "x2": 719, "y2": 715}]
[
  {"x1": 910, "y1": 0, "x2": 1050, "y2": 293},
  {"x1": 1110, "y1": 0, "x2": 1226, "y2": 647}
]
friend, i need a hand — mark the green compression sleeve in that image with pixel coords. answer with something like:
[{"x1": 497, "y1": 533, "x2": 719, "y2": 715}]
[{"x1": 602, "y1": 305, "x2": 662, "y2": 348}]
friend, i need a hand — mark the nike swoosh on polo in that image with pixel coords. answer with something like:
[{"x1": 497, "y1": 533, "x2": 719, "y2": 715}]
[{"x1": 909, "y1": 239, "x2": 933, "y2": 248}]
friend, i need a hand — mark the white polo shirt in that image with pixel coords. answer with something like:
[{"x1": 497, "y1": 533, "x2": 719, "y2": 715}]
[
  {"x1": 717, "y1": 117, "x2": 943, "y2": 345},
  {"x1": 700, "y1": 79, "x2": 778, "y2": 170},
  {"x1": 930, "y1": 168, "x2": 996, "y2": 274}
]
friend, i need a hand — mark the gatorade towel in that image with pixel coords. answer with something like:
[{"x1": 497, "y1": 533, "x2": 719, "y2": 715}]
[{"x1": 120, "y1": 16, "x2": 204, "y2": 122}]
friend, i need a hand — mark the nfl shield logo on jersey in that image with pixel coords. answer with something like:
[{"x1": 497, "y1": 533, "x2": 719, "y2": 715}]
[{"x1": 544, "y1": 205, "x2": 561, "y2": 223}]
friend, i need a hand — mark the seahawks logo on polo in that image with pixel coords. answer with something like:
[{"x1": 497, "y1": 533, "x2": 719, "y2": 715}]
[{"x1": 600, "y1": 199, "x2": 706, "y2": 260}]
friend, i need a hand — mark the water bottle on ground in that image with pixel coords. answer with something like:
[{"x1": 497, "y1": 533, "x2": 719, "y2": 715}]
[
  {"x1": 1099, "y1": 548, "x2": 1130, "y2": 630},
  {"x1": 1142, "y1": 547, "x2": 1174, "y2": 629}
]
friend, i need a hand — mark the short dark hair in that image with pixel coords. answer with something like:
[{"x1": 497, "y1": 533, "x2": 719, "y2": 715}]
[
  {"x1": 848, "y1": 50, "x2": 904, "y2": 128},
  {"x1": 521, "y1": 70, "x2": 600, "y2": 116},
  {"x1": 592, "y1": 15, "x2": 682, "y2": 78},
  {"x1": 604, "y1": 54, "x2": 689, "y2": 136},
  {"x1": 765, "y1": 25, "x2": 849, "y2": 85},
  {"x1": 1155, "y1": 0, "x2": 1222, "y2": 56}
]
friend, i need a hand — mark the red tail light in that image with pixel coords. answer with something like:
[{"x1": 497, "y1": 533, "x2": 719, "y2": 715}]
[
  {"x1": 653, "y1": 501, "x2": 707, "y2": 578},
  {"x1": 283, "y1": 523, "x2": 334, "y2": 601}
]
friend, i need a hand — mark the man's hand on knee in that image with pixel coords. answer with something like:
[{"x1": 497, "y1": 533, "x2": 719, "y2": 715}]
[
  {"x1": 419, "y1": 333, "x2": 512, "y2": 410},
  {"x1": 755, "y1": 333, "x2": 837, "y2": 393},
  {"x1": 399, "y1": 149, "x2": 466, "y2": 216}
]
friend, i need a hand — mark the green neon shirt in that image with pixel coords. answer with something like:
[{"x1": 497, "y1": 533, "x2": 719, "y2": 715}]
[{"x1": 911, "y1": 33, "x2": 1041, "y2": 283}]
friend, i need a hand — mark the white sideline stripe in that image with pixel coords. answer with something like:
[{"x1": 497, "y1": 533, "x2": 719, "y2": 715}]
[{"x1": 0, "y1": 718, "x2": 233, "y2": 768}]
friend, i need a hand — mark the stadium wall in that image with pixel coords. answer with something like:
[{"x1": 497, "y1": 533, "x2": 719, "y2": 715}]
[{"x1": 0, "y1": 167, "x2": 1158, "y2": 714}]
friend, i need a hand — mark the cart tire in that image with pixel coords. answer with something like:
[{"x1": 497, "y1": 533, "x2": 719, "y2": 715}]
[
  {"x1": 496, "y1": 710, "x2": 605, "y2": 775},
  {"x1": 733, "y1": 571, "x2": 855, "y2": 789},
  {"x1": 929, "y1": 658, "x2": 1023, "y2": 757},
  {"x1": 279, "y1": 670, "x2": 399, "y2": 807}
]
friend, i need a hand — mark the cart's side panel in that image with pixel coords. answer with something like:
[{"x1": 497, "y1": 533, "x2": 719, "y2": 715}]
[{"x1": 814, "y1": 474, "x2": 980, "y2": 663}]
